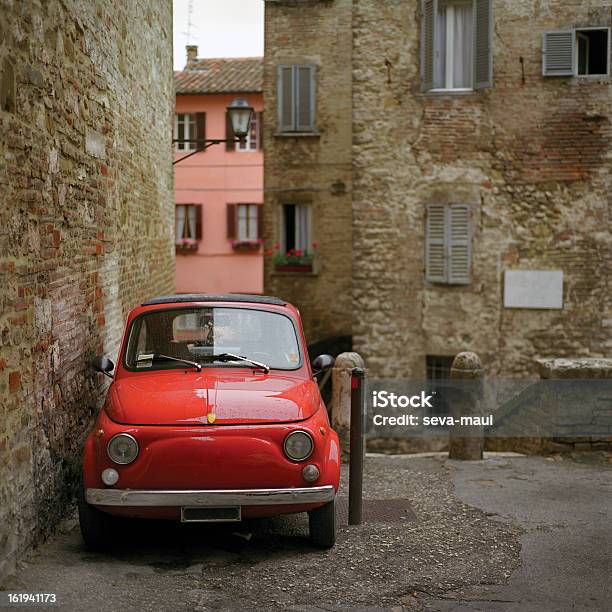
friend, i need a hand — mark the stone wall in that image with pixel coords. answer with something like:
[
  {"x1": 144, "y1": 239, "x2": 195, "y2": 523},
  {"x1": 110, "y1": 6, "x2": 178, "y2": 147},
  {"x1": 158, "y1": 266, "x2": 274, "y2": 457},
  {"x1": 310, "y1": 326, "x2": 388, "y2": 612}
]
[
  {"x1": 263, "y1": 0, "x2": 353, "y2": 345},
  {"x1": 0, "y1": 0, "x2": 174, "y2": 579},
  {"x1": 352, "y1": 0, "x2": 611, "y2": 379}
]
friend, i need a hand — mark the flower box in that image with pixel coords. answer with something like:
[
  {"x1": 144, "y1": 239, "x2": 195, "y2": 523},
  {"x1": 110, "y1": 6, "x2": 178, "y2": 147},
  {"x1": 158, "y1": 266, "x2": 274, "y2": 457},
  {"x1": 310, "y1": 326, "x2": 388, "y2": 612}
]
[
  {"x1": 175, "y1": 241, "x2": 198, "y2": 254},
  {"x1": 274, "y1": 263, "x2": 313, "y2": 273},
  {"x1": 231, "y1": 240, "x2": 262, "y2": 253}
]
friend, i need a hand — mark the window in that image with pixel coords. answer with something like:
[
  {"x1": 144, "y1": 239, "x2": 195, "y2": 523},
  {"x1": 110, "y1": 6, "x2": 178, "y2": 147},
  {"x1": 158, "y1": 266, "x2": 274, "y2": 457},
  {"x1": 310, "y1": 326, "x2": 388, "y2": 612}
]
[
  {"x1": 543, "y1": 28, "x2": 610, "y2": 77},
  {"x1": 425, "y1": 204, "x2": 471, "y2": 284},
  {"x1": 174, "y1": 113, "x2": 206, "y2": 151},
  {"x1": 281, "y1": 203, "x2": 311, "y2": 252},
  {"x1": 175, "y1": 204, "x2": 202, "y2": 243},
  {"x1": 226, "y1": 204, "x2": 261, "y2": 242},
  {"x1": 421, "y1": 0, "x2": 493, "y2": 91},
  {"x1": 237, "y1": 204, "x2": 259, "y2": 240},
  {"x1": 426, "y1": 356, "x2": 454, "y2": 420},
  {"x1": 237, "y1": 112, "x2": 261, "y2": 152},
  {"x1": 277, "y1": 65, "x2": 316, "y2": 132}
]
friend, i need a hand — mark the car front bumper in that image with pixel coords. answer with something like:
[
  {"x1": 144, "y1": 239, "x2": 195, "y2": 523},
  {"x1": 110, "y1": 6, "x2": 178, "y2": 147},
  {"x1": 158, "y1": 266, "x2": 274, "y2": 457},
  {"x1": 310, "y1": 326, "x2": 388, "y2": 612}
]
[{"x1": 85, "y1": 485, "x2": 335, "y2": 507}]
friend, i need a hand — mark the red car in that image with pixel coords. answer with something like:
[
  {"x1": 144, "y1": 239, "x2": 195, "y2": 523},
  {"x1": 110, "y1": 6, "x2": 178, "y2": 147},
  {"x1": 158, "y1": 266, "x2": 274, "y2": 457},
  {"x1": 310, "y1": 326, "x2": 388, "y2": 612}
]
[{"x1": 79, "y1": 294, "x2": 339, "y2": 548}]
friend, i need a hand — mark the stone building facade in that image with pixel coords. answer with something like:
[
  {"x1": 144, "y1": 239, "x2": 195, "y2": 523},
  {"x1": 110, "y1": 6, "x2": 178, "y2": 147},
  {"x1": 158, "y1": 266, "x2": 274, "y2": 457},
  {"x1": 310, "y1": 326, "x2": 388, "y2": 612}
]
[
  {"x1": 263, "y1": 0, "x2": 353, "y2": 347},
  {"x1": 264, "y1": 0, "x2": 611, "y2": 378},
  {"x1": 0, "y1": 0, "x2": 174, "y2": 579}
]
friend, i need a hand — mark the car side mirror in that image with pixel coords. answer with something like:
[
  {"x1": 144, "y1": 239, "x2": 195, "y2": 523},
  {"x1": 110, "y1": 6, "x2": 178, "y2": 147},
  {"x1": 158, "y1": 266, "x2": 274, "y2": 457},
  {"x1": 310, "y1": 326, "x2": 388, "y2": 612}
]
[
  {"x1": 92, "y1": 355, "x2": 115, "y2": 379},
  {"x1": 311, "y1": 354, "x2": 335, "y2": 376}
]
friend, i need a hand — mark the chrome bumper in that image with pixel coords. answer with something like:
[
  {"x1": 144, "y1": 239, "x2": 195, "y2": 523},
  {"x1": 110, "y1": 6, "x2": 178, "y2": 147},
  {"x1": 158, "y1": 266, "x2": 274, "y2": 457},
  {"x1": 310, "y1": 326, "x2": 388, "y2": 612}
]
[{"x1": 85, "y1": 485, "x2": 335, "y2": 507}]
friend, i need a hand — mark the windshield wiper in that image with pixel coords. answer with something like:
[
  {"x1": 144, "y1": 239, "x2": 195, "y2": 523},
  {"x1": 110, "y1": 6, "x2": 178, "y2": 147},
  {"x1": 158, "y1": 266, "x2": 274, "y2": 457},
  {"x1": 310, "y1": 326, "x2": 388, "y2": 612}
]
[
  {"x1": 216, "y1": 352, "x2": 270, "y2": 374},
  {"x1": 156, "y1": 354, "x2": 202, "y2": 372}
]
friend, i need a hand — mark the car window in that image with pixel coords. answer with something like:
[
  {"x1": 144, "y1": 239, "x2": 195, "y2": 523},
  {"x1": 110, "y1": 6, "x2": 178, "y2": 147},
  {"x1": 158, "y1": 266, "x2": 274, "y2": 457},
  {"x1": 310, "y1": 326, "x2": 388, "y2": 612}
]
[{"x1": 125, "y1": 307, "x2": 302, "y2": 371}]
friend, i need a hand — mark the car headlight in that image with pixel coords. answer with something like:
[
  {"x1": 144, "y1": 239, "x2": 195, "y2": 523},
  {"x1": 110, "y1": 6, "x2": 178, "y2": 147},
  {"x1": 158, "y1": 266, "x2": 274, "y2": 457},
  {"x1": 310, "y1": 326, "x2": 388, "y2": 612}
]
[
  {"x1": 107, "y1": 433, "x2": 139, "y2": 465},
  {"x1": 283, "y1": 431, "x2": 314, "y2": 462}
]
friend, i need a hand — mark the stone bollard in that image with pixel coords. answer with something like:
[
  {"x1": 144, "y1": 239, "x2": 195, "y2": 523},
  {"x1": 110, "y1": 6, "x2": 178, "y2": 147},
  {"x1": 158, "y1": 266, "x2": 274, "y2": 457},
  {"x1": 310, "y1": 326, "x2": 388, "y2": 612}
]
[
  {"x1": 330, "y1": 352, "x2": 365, "y2": 461},
  {"x1": 449, "y1": 351, "x2": 484, "y2": 460}
]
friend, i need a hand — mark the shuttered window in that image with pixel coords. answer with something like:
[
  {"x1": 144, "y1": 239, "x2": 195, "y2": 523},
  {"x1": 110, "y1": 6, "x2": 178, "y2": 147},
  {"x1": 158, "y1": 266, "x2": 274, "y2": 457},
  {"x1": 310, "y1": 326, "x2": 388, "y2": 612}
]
[
  {"x1": 277, "y1": 65, "x2": 316, "y2": 132},
  {"x1": 421, "y1": 0, "x2": 493, "y2": 91},
  {"x1": 542, "y1": 31, "x2": 575, "y2": 76},
  {"x1": 426, "y1": 204, "x2": 471, "y2": 284},
  {"x1": 543, "y1": 28, "x2": 610, "y2": 77}
]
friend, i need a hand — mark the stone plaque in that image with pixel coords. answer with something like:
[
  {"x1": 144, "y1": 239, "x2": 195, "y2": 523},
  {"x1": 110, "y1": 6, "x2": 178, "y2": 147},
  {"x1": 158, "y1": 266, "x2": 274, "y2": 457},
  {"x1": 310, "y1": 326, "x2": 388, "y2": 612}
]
[{"x1": 503, "y1": 270, "x2": 563, "y2": 309}]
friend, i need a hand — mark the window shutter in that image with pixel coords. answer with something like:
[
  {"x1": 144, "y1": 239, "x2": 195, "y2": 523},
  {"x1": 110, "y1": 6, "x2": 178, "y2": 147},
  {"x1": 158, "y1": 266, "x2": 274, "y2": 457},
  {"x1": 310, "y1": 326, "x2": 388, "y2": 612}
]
[
  {"x1": 277, "y1": 65, "x2": 294, "y2": 132},
  {"x1": 296, "y1": 65, "x2": 315, "y2": 131},
  {"x1": 542, "y1": 30, "x2": 575, "y2": 76},
  {"x1": 257, "y1": 111, "x2": 263, "y2": 151},
  {"x1": 195, "y1": 113, "x2": 206, "y2": 151},
  {"x1": 256, "y1": 204, "x2": 263, "y2": 239},
  {"x1": 225, "y1": 112, "x2": 235, "y2": 151},
  {"x1": 194, "y1": 205, "x2": 202, "y2": 240},
  {"x1": 226, "y1": 204, "x2": 236, "y2": 239},
  {"x1": 473, "y1": 0, "x2": 493, "y2": 89},
  {"x1": 421, "y1": 0, "x2": 436, "y2": 92},
  {"x1": 426, "y1": 204, "x2": 446, "y2": 282},
  {"x1": 448, "y1": 205, "x2": 471, "y2": 284}
]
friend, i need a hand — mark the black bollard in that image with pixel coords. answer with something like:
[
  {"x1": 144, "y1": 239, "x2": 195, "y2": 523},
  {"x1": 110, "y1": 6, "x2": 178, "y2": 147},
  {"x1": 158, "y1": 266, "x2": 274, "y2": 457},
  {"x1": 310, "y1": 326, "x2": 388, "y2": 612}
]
[{"x1": 349, "y1": 367, "x2": 365, "y2": 525}]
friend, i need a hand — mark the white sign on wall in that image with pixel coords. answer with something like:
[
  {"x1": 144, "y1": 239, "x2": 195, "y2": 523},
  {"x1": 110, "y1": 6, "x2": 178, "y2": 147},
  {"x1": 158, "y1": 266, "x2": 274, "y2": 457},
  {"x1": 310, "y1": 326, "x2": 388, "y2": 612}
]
[{"x1": 503, "y1": 270, "x2": 564, "y2": 309}]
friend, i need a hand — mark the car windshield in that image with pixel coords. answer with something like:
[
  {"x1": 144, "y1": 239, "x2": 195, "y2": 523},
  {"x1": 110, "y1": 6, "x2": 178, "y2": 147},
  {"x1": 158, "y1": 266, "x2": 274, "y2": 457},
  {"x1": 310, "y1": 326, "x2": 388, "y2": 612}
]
[{"x1": 125, "y1": 307, "x2": 301, "y2": 371}]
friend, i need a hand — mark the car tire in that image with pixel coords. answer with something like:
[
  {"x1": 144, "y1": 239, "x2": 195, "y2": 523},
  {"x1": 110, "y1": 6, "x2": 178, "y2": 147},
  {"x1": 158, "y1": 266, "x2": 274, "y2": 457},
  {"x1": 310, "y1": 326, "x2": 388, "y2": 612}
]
[
  {"x1": 308, "y1": 498, "x2": 336, "y2": 548},
  {"x1": 78, "y1": 489, "x2": 114, "y2": 551}
]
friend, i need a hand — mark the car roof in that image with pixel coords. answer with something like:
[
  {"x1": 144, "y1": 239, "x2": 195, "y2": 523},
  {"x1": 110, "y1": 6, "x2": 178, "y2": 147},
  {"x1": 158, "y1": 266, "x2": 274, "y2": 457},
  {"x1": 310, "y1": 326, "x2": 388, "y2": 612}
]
[{"x1": 141, "y1": 294, "x2": 287, "y2": 307}]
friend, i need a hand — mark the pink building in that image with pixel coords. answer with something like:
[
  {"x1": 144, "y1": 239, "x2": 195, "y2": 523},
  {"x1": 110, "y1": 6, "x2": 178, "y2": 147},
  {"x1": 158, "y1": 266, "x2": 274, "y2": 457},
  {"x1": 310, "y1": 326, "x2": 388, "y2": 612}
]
[{"x1": 174, "y1": 47, "x2": 263, "y2": 294}]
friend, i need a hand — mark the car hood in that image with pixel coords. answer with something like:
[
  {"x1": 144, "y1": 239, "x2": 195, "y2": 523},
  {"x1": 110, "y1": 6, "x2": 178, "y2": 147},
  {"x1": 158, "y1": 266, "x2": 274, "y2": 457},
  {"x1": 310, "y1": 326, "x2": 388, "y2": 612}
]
[{"x1": 106, "y1": 370, "x2": 320, "y2": 426}]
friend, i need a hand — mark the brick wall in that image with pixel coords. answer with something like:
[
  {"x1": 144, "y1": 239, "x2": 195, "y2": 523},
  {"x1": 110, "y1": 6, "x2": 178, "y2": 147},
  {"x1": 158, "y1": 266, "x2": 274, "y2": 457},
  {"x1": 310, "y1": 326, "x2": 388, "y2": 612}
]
[
  {"x1": 0, "y1": 0, "x2": 174, "y2": 579},
  {"x1": 263, "y1": 0, "x2": 353, "y2": 346}
]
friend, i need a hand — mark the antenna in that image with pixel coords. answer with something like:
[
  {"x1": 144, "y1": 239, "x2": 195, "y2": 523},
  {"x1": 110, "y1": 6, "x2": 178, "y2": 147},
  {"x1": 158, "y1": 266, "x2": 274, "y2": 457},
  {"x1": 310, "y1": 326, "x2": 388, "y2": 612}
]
[{"x1": 185, "y1": 0, "x2": 195, "y2": 45}]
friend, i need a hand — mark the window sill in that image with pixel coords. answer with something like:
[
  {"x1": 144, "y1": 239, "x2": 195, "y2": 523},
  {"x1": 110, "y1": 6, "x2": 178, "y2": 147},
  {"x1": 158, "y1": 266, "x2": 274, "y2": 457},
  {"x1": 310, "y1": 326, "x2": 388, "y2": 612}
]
[
  {"x1": 274, "y1": 131, "x2": 321, "y2": 138},
  {"x1": 272, "y1": 270, "x2": 319, "y2": 278},
  {"x1": 423, "y1": 88, "x2": 476, "y2": 96},
  {"x1": 175, "y1": 243, "x2": 199, "y2": 254}
]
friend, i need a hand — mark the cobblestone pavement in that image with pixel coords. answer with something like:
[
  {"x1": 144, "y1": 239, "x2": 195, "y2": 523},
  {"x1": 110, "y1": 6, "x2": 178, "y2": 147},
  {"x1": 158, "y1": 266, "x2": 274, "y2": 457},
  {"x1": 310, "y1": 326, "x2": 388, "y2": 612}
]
[{"x1": 1, "y1": 453, "x2": 609, "y2": 611}]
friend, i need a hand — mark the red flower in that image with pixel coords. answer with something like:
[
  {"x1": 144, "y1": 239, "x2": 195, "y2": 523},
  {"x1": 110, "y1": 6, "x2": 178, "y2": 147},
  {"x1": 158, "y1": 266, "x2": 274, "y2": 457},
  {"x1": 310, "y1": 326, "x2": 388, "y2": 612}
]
[
  {"x1": 295, "y1": 249, "x2": 303, "y2": 257},
  {"x1": 311, "y1": 241, "x2": 318, "y2": 249},
  {"x1": 274, "y1": 243, "x2": 280, "y2": 250}
]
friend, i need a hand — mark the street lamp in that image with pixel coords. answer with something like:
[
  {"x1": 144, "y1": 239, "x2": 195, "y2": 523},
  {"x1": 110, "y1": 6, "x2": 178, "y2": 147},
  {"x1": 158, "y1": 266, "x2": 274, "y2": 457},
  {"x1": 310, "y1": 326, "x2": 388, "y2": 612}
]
[
  {"x1": 227, "y1": 98, "x2": 254, "y2": 141},
  {"x1": 173, "y1": 97, "x2": 255, "y2": 165}
]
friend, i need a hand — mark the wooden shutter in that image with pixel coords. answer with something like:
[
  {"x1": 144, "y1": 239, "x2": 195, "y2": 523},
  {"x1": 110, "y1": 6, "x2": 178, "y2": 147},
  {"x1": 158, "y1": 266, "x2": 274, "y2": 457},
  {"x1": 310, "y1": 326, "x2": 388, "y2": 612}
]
[
  {"x1": 225, "y1": 112, "x2": 235, "y2": 151},
  {"x1": 426, "y1": 204, "x2": 446, "y2": 282},
  {"x1": 448, "y1": 205, "x2": 471, "y2": 284},
  {"x1": 296, "y1": 65, "x2": 316, "y2": 131},
  {"x1": 542, "y1": 30, "x2": 575, "y2": 76},
  {"x1": 256, "y1": 205, "x2": 263, "y2": 239},
  {"x1": 421, "y1": 0, "x2": 436, "y2": 92},
  {"x1": 195, "y1": 113, "x2": 206, "y2": 151},
  {"x1": 277, "y1": 65, "x2": 294, "y2": 132},
  {"x1": 226, "y1": 204, "x2": 236, "y2": 239},
  {"x1": 473, "y1": 0, "x2": 493, "y2": 89},
  {"x1": 257, "y1": 111, "x2": 263, "y2": 151},
  {"x1": 194, "y1": 205, "x2": 202, "y2": 240}
]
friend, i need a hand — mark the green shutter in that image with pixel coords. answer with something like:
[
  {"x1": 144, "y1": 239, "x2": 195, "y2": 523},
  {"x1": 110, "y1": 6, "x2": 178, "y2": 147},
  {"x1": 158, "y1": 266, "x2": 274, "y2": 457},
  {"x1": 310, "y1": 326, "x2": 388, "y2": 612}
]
[
  {"x1": 421, "y1": 0, "x2": 436, "y2": 92},
  {"x1": 426, "y1": 204, "x2": 446, "y2": 282},
  {"x1": 542, "y1": 30, "x2": 575, "y2": 76},
  {"x1": 473, "y1": 0, "x2": 493, "y2": 89},
  {"x1": 448, "y1": 205, "x2": 471, "y2": 284},
  {"x1": 278, "y1": 65, "x2": 295, "y2": 131}
]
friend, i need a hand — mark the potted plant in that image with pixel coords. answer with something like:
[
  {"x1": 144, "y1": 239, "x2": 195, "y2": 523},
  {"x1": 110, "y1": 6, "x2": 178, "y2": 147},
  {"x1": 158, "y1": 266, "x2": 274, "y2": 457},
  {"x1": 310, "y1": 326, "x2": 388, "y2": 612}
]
[
  {"x1": 175, "y1": 238, "x2": 198, "y2": 254},
  {"x1": 231, "y1": 238, "x2": 263, "y2": 253},
  {"x1": 268, "y1": 242, "x2": 317, "y2": 273}
]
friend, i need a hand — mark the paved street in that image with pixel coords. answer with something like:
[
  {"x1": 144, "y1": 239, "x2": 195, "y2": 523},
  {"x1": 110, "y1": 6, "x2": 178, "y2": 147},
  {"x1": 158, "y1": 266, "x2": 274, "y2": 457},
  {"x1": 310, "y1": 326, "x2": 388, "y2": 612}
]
[{"x1": 1, "y1": 453, "x2": 610, "y2": 611}]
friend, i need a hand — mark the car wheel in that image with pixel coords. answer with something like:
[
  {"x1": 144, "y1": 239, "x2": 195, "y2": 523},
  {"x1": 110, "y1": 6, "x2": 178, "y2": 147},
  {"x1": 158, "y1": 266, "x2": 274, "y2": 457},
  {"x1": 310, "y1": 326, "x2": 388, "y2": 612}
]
[
  {"x1": 308, "y1": 498, "x2": 336, "y2": 548},
  {"x1": 78, "y1": 489, "x2": 115, "y2": 551}
]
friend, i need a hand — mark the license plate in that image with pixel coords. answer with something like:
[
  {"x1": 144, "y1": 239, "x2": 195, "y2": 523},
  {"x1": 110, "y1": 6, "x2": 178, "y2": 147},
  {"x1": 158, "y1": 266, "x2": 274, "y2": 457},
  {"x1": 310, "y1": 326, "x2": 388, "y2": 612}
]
[{"x1": 180, "y1": 506, "x2": 241, "y2": 523}]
